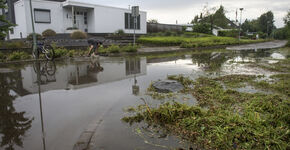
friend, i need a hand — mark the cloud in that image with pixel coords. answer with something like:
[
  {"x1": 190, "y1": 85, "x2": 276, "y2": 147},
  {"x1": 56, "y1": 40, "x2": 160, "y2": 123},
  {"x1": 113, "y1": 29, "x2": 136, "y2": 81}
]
[{"x1": 78, "y1": 0, "x2": 289, "y2": 28}]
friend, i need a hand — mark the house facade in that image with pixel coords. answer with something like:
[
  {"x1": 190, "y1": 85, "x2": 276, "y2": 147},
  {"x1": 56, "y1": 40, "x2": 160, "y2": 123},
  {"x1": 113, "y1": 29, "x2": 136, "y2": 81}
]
[{"x1": 9, "y1": 0, "x2": 147, "y2": 39}]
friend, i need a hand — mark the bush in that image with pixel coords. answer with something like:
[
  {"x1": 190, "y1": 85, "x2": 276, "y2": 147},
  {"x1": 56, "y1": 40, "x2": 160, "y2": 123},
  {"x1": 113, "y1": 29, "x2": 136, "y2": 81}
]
[
  {"x1": 218, "y1": 30, "x2": 239, "y2": 37},
  {"x1": 121, "y1": 44, "x2": 139, "y2": 52},
  {"x1": 27, "y1": 33, "x2": 43, "y2": 40},
  {"x1": 70, "y1": 30, "x2": 87, "y2": 39},
  {"x1": 106, "y1": 44, "x2": 120, "y2": 53},
  {"x1": 0, "y1": 52, "x2": 5, "y2": 60},
  {"x1": 193, "y1": 23, "x2": 212, "y2": 34},
  {"x1": 0, "y1": 41, "x2": 25, "y2": 49},
  {"x1": 286, "y1": 39, "x2": 290, "y2": 47},
  {"x1": 54, "y1": 48, "x2": 69, "y2": 58},
  {"x1": 42, "y1": 29, "x2": 56, "y2": 37},
  {"x1": 115, "y1": 29, "x2": 125, "y2": 35},
  {"x1": 7, "y1": 51, "x2": 31, "y2": 61}
]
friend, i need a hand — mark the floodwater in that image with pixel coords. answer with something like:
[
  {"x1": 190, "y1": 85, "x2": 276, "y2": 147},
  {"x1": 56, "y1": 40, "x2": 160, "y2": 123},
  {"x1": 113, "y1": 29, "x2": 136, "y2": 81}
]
[{"x1": 0, "y1": 49, "x2": 287, "y2": 150}]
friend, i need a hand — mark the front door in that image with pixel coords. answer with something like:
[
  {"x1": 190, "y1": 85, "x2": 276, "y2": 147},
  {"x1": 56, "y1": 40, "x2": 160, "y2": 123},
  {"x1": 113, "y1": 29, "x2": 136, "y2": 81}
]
[{"x1": 75, "y1": 11, "x2": 88, "y2": 32}]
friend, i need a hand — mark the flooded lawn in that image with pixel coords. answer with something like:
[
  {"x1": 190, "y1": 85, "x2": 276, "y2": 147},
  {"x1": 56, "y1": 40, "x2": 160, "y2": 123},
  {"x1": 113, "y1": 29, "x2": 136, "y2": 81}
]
[{"x1": 0, "y1": 48, "x2": 289, "y2": 150}]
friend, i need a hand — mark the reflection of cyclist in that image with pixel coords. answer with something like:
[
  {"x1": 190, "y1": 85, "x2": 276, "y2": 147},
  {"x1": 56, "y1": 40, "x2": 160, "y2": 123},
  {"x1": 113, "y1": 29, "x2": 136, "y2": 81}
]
[
  {"x1": 87, "y1": 58, "x2": 104, "y2": 73},
  {"x1": 87, "y1": 39, "x2": 103, "y2": 57}
]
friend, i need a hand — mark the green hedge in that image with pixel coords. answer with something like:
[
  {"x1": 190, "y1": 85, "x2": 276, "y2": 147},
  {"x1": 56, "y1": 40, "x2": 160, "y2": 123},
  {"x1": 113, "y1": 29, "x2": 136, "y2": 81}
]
[
  {"x1": 99, "y1": 44, "x2": 139, "y2": 54},
  {"x1": 218, "y1": 30, "x2": 239, "y2": 37},
  {"x1": 138, "y1": 36, "x2": 266, "y2": 48}
]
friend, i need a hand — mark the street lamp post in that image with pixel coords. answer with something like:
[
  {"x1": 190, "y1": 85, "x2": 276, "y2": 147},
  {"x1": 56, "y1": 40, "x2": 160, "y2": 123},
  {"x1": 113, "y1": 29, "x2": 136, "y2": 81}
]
[
  {"x1": 238, "y1": 8, "x2": 244, "y2": 42},
  {"x1": 29, "y1": 0, "x2": 37, "y2": 58}
]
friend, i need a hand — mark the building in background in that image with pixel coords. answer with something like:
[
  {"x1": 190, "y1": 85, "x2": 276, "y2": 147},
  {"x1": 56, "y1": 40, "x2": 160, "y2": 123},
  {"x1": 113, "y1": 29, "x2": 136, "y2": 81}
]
[{"x1": 7, "y1": 0, "x2": 147, "y2": 39}]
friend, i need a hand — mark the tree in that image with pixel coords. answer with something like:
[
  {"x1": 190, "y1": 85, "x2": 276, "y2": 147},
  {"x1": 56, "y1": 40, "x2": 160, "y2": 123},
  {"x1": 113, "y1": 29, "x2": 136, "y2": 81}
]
[
  {"x1": 193, "y1": 23, "x2": 211, "y2": 34},
  {"x1": 213, "y1": 6, "x2": 228, "y2": 28},
  {"x1": 283, "y1": 10, "x2": 290, "y2": 26},
  {"x1": 148, "y1": 19, "x2": 158, "y2": 24},
  {"x1": 241, "y1": 19, "x2": 259, "y2": 32},
  {"x1": 0, "y1": 0, "x2": 14, "y2": 39},
  {"x1": 258, "y1": 11, "x2": 275, "y2": 36}
]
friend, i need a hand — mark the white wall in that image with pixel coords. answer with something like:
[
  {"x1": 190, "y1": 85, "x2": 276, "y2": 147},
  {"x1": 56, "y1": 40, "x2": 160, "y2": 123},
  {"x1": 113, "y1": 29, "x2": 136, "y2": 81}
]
[
  {"x1": 93, "y1": 5, "x2": 147, "y2": 34},
  {"x1": 10, "y1": 0, "x2": 27, "y2": 39},
  {"x1": 10, "y1": 0, "x2": 147, "y2": 39},
  {"x1": 24, "y1": 0, "x2": 65, "y2": 36}
]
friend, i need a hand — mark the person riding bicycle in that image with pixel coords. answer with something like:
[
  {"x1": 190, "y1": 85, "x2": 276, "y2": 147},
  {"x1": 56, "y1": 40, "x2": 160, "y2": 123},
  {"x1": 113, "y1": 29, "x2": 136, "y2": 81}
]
[{"x1": 87, "y1": 39, "x2": 103, "y2": 57}]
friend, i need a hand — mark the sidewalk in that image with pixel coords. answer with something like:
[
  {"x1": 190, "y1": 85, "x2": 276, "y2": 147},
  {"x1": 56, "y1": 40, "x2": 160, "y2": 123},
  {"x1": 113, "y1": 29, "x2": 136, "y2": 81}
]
[{"x1": 226, "y1": 40, "x2": 287, "y2": 50}]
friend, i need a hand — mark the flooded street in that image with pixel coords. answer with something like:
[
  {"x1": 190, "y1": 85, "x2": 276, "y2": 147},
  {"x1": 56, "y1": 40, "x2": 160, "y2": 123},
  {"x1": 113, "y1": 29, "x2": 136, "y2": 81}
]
[{"x1": 0, "y1": 48, "x2": 288, "y2": 150}]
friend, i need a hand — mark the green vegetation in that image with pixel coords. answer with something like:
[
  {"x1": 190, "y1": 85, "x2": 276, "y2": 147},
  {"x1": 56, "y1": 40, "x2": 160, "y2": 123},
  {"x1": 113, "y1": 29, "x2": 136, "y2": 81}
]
[
  {"x1": 27, "y1": 33, "x2": 43, "y2": 40},
  {"x1": 115, "y1": 29, "x2": 125, "y2": 35},
  {"x1": 138, "y1": 36, "x2": 266, "y2": 48},
  {"x1": 123, "y1": 75, "x2": 289, "y2": 149},
  {"x1": 70, "y1": 30, "x2": 87, "y2": 39},
  {"x1": 99, "y1": 44, "x2": 139, "y2": 54},
  {"x1": 0, "y1": 41, "x2": 26, "y2": 49},
  {"x1": 42, "y1": 29, "x2": 56, "y2": 37},
  {"x1": 218, "y1": 30, "x2": 239, "y2": 37},
  {"x1": 7, "y1": 51, "x2": 31, "y2": 61},
  {"x1": 123, "y1": 51, "x2": 290, "y2": 149},
  {"x1": 0, "y1": 0, "x2": 15, "y2": 39},
  {"x1": 250, "y1": 57, "x2": 290, "y2": 72}
]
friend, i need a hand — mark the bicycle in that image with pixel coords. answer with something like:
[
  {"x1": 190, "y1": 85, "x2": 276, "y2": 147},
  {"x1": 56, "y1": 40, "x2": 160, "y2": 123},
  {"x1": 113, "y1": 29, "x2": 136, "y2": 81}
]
[{"x1": 32, "y1": 40, "x2": 55, "y2": 61}]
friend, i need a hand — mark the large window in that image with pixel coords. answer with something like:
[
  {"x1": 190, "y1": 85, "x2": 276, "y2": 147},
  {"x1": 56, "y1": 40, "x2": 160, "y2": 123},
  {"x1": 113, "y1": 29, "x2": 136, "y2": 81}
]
[
  {"x1": 125, "y1": 13, "x2": 140, "y2": 30},
  {"x1": 34, "y1": 9, "x2": 51, "y2": 23}
]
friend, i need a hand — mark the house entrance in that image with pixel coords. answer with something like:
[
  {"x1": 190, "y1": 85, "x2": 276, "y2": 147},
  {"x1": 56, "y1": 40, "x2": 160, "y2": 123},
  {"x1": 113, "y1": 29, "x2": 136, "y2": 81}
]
[{"x1": 74, "y1": 11, "x2": 88, "y2": 32}]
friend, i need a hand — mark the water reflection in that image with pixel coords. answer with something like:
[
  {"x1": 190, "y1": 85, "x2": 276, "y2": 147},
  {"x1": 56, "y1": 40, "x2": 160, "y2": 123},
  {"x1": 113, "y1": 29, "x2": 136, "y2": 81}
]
[
  {"x1": 0, "y1": 68, "x2": 33, "y2": 150},
  {"x1": 34, "y1": 61, "x2": 47, "y2": 150}
]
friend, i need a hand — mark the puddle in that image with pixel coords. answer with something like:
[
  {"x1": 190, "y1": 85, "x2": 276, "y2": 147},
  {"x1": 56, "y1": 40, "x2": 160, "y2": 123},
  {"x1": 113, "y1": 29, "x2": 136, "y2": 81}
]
[{"x1": 0, "y1": 48, "x2": 287, "y2": 150}]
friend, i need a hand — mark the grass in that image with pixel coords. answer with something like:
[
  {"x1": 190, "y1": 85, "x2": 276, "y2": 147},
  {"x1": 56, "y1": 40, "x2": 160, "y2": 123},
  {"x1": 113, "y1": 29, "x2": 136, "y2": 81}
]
[
  {"x1": 122, "y1": 76, "x2": 290, "y2": 149},
  {"x1": 7, "y1": 51, "x2": 32, "y2": 61},
  {"x1": 250, "y1": 57, "x2": 290, "y2": 73},
  {"x1": 99, "y1": 44, "x2": 139, "y2": 54},
  {"x1": 137, "y1": 36, "x2": 267, "y2": 47}
]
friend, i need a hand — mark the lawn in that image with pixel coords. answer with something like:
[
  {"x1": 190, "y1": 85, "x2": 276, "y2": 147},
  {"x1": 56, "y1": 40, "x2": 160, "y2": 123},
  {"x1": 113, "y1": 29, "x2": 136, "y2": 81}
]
[{"x1": 137, "y1": 36, "x2": 267, "y2": 48}]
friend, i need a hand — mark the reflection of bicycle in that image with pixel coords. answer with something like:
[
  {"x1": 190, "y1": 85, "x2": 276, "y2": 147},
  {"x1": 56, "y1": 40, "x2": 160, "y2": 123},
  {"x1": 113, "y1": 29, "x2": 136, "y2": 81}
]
[
  {"x1": 32, "y1": 41, "x2": 55, "y2": 61},
  {"x1": 33, "y1": 61, "x2": 57, "y2": 84}
]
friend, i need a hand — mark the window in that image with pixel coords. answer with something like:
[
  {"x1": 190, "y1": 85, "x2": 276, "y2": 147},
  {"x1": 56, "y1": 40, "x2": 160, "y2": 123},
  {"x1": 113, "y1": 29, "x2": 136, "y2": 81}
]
[
  {"x1": 84, "y1": 12, "x2": 87, "y2": 24},
  {"x1": 10, "y1": 28, "x2": 14, "y2": 34},
  {"x1": 125, "y1": 13, "x2": 140, "y2": 30},
  {"x1": 34, "y1": 9, "x2": 51, "y2": 23}
]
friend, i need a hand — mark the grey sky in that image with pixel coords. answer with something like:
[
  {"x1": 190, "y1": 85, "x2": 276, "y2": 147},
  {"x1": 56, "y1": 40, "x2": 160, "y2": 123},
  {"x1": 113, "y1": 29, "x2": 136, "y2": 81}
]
[{"x1": 75, "y1": 0, "x2": 289, "y2": 28}]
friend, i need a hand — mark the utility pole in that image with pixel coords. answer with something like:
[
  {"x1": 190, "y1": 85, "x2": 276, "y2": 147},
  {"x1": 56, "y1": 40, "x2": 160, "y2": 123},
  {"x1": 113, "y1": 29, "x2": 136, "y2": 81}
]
[
  {"x1": 267, "y1": 21, "x2": 270, "y2": 39},
  {"x1": 238, "y1": 8, "x2": 244, "y2": 42},
  {"x1": 29, "y1": 0, "x2": 37, "y2": 58},
  {"x1": 132, "y1": 6, "x2": 139, "y2": 45}
]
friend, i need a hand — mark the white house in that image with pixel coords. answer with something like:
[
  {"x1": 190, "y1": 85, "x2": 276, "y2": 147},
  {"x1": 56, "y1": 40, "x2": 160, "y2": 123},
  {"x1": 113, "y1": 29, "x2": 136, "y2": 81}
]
[{"x1": 9, "y1": 0, "x2": 147, "y2": 39}]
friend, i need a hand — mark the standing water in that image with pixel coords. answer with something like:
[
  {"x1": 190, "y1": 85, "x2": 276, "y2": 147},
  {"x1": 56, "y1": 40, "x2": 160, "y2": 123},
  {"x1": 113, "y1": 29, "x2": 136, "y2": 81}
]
[{"x1": 0, "y1": 49, "x2": 287, "y2": 150}]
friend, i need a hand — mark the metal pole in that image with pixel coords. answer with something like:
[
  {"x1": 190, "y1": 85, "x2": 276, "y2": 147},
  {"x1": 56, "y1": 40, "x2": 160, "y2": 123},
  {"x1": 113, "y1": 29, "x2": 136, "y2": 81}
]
[
  {"x1": 29, "y1": 0, "x2": 37, "y2": 58},
  {"x1": 238, "y1": 8, "x2": 243, "y2": 42},
  {"x1": 133, "y1": 16, "x2": 136, "y2": 45}
]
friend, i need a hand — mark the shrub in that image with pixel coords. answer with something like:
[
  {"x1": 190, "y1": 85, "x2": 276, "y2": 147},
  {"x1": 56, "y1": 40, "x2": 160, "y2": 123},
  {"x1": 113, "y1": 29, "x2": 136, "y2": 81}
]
[
  {"x1": 27, "y1": 33, "x2": 43, "y2": 40},
  {"x1": 70, "y1": 30, "x2": 87, "y2": 39},
  {"x1": 66, "y1": 27, "x2": 78, "y2": 30},
  {"x1": 0, "y1": 41, "x2": 25, "y2": 49},
  {"x1": 106, "y1": 44, "x2": 120, "y2": 53},
  {"x1": 7, "y1": 51, "x2": 31, "y2": 61},
  {"x1": 218, "y1": 30, "x2": 239, "y2": 37},
  {"x1": 193, "y1": 23, "x2": 212, "y2": 34},
  {"x1": 121, "y1": 44, "x2": 139, "y2": 52},
  {"x1": 42, "y1": 29, "x2": 56, "y2": 37},
  {"x1": 115, "y1": 29, "x2": 125, "y2": 35},
  {"x1": 286, "y1": 39, "x2": 290, "y2": 47},
  {"x1": 54, "y1": 48, "x2": 69, "y2": 58},
  {"x1": 0, "y1": 52, "x2": 5, "y2": 60}
]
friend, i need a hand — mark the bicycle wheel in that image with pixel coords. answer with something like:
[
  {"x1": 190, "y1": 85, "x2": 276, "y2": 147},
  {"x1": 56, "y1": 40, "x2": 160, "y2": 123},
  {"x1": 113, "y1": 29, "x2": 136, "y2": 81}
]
[
  {"x1": 43, "y1": 45, "x2": 55, "y2": 61},
  {"x1": 45, "y1": 61, "x2": 56, "y2": 76}
]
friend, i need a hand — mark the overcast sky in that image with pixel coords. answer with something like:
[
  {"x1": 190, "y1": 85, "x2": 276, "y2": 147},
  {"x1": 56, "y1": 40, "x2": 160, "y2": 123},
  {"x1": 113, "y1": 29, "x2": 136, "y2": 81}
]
[{"x1": 74, "y1": 0, "x2": 289, "y2": 28}]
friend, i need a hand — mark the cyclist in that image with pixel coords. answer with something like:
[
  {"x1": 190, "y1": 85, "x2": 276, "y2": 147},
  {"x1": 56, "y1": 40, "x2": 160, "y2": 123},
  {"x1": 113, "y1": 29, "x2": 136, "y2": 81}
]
[{"x1": 87, "y1": 39, "x2": 103, "y2": 57}]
